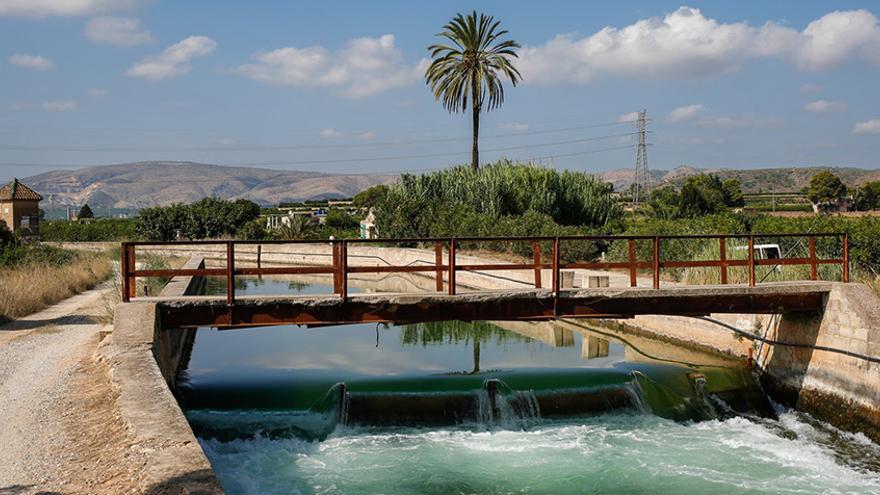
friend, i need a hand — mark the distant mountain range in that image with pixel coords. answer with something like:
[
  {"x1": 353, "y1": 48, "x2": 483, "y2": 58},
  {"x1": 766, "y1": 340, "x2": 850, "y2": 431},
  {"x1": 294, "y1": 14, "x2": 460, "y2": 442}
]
[
  {"x1": 20, "y1": 161, "x2": 880, "y2": 209},
  {"x1": 598, "y1": 166, "x2": 880, "y2": 194},
  {"x1": 23, "y1": 161, "x2": 395, "y2": 208}
]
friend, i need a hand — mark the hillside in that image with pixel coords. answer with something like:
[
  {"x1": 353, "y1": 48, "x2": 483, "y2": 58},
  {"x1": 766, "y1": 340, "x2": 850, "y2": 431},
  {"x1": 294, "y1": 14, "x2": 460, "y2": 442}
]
[
  {"x1": 600, "y1": 166, "x2": 880, "y2": 193},
  {"x1": 23, "y1": 161, "x2": 396, "y2": 208}
]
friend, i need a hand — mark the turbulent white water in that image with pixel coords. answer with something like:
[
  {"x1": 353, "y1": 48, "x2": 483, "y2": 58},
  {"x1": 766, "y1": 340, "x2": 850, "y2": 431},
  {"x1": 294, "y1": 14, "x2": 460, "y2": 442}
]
[{"x1": 199, "y1": 410, "x2": 880, "y2": 495}]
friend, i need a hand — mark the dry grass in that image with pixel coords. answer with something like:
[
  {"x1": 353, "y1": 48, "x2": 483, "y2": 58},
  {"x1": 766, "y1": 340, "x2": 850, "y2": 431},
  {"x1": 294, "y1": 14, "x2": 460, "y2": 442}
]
[
  {"x1": 861, "y1": 272, "x2": 880, "y2": 299},
  {"x1": 0, "y1": 252, "x2": 113, "y2": 322},
  {"x1": 97, "y1": 253, "x2": 187, "y2": 324}
]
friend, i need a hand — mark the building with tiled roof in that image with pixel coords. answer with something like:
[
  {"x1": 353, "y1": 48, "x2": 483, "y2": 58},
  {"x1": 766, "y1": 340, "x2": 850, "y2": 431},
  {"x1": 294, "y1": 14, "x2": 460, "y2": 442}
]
[{"x1": 0, "y1": 178, "x2": 43, "y2": 238}]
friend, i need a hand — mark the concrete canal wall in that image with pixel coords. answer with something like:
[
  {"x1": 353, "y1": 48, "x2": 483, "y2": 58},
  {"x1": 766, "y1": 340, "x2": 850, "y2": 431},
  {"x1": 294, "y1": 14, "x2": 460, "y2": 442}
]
[
  {"x1": 761, "y1": 283, "x2": 880, "y2": 441},
  {"x1": 104, "y1": 255, "x2": 223, "y2": 494}
]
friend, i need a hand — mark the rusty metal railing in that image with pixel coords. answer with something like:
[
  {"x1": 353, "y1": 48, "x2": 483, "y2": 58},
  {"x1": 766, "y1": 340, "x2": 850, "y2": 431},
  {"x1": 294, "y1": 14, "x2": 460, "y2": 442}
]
[{"x1": 120, "y1": 233, "x2": 849, "y2": 304}]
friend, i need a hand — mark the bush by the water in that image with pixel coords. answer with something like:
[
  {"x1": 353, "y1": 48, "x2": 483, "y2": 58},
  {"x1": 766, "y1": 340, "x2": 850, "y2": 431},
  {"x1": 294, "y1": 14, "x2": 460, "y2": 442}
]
[
  {"x1": 375, "y1": 161, "x2": 622, "y2": 240},
  {"x1": 136, "y1": 198, "x2": 261, "y2": 241}
]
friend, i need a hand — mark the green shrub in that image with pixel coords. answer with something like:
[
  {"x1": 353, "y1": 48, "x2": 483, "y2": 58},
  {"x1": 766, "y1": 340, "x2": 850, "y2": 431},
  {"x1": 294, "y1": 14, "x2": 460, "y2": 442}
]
[
  {"x1": 136, "y1": 198, "x2": 261, "y2": 240},
  {"x1": 379, "y1": 161, "x2": 621, "y2": 234},
  {"x1": 41, "y1": 218, "x2": 137, "y2": 242},
  {"x1": 325, "y1": 208, "x2": 360, "y2": 229}
]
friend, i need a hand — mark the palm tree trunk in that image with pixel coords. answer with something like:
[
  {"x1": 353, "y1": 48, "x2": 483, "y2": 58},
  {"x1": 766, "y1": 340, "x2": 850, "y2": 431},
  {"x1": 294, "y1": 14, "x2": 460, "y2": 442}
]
[{"x1": 471, "y1": 78, "x2": 480, "y2": 172}]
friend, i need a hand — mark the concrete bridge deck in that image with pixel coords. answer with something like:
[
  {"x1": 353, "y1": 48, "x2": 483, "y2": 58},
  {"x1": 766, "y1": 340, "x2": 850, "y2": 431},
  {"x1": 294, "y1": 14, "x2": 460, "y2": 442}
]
[{"x1": 151, "y1": 282, "x2": 832, "y2": 329}]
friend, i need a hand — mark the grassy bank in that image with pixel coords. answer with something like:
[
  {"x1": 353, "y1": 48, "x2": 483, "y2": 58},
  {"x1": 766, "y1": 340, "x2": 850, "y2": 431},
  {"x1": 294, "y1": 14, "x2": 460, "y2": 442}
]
[{"x1": 0, "y1": 247, "x2": 113, "y2": 323}]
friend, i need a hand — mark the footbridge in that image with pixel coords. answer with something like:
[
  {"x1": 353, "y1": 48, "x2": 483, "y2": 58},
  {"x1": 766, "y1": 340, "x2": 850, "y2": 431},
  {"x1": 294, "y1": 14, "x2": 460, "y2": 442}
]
[{"x1": 120, "y1": 233, "x2": 849, "y2": 329}]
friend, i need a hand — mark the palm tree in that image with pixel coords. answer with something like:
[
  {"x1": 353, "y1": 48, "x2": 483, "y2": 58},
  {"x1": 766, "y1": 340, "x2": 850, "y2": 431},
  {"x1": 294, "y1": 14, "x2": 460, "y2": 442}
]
[
  {"x1": 425, "y1": 11, "x2": 521, "y2": 172},
  {"x1": 275, "y1": 215, "x2": 317, "y2": 240}
]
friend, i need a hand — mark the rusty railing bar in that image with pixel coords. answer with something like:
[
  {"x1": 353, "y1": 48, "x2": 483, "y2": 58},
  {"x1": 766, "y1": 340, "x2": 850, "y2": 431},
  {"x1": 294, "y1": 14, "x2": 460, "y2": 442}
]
[
  {"x1": 533, "y1": 241, "x2": 542, "y2": 289},
  {"x1": 119, "y1": 231, "x2": 847, "y2": 303},
  {"x1": 652, "y1": 236, "x2": 660, "y2": 289},
  {"x1": 448, "y1": 238, "x2": 456, "y2": 295},
  {"x1": 748, "y1": 234, "x2": 756, "y2": 287},
  {"x1": 552, "y1": 237, "x2": 560, "y2": 294},
  {"x1": 226, "y1": 241, "x2": 235, "y2": 306},
  {"x1": 121, "y1": 243, "x2": 131, "y2": 302},
  {"x1": 628, "y1": 239, "x2": 637, "y2": 287},
  {"x1": 340, "y1": 241, "x2": 348, "y2": 300},
  {"x1": 809, "y1": 236, "x2": 818, "y2": 281},
  {"x1": 126, "y1": 243, "x2": 136, "y2": 301},
  {"x1": 122, "y1": 232, "x2": 847, "y2": 247},
  {"x1": 435, "y1": 242, "x2": 444, "y2": 292}
]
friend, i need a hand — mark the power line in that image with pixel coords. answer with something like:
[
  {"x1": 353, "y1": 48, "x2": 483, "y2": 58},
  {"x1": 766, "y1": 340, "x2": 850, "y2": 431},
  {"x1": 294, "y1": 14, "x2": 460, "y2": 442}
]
[
  {"x1": 0, "y1": 145, "x2": 638, "y2": 178},
  {"x1": 0, "y1": 117, "x2": 637, "y2": 138},
  {"x1": 0, "y1": 132, "x2": 640, "y2": 168},
  {"x1": 0, "y1": 125, "x2": 639, "y2": 153}
]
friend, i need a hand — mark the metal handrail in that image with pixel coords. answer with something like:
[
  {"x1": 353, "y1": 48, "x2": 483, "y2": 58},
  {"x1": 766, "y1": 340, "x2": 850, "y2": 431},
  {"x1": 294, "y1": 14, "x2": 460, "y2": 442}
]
[{"x1": 120, "y1": 233, "x2": 850, "y2": 304}]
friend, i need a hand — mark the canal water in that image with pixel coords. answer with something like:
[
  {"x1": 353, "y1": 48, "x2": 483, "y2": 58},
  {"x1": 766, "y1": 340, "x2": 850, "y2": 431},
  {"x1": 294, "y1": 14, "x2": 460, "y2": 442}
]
[{"x1": 180, "y1": 278, "x2": 880, "y2": 494}]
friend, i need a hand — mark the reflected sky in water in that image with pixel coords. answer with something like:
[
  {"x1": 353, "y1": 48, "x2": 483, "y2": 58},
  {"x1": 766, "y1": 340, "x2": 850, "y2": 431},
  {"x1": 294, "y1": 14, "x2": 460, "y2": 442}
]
[{"x1": 186, "y1": 278, "x2": 624, "y2": 385}]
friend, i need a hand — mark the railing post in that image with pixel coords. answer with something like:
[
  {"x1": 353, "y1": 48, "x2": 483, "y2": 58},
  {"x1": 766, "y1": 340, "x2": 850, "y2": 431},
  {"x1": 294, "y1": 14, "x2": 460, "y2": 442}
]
[
  {"x1": 652, "y1": 236, "x2": 660, "y2": 289},
  {"x1": 126, "y1": 243, "x2": 137, "y2": 301},
  {"x1": 719, "y1": 236, "x2": 728, "y2": 285},
  {"x1": 121, "y1": 243, "x2": 130, "y2": 302},
  {"x1": 809, "y1": 236, "x2": 818, "y2": 281},
  {"x1": 226, "y1": 241, "x2": 235, "y2": 306},
  {"x1": 533, "y1": 241, "x2": 543, "y2": 289},
  {"x1": 435, "y1": 242, "x2": 444, "y2": 292},
  {"x1": 748, "y1": 235, "x2": 756, "y2": 287},
  {"x1": 332, "y1": 242, "x2": 340, "y2": 293},
  {"x1": 340, "y1": 240, "x2": 348, "y2": 300},
  {"x1": 448, "y1": 238, "x2": 456, "y2": 296},
  {"x1": 256, "y1": 244, "x2": 262, "y2": 270},
  {"x1": 628, "y1": 239, "x2": 637, "y2": 287},
  {"x1": 552, "y1": 237, "x2": 560, "y2": 294},
  {"x1": 843, "y1": 233, "x2": 850, "y2": 283}
]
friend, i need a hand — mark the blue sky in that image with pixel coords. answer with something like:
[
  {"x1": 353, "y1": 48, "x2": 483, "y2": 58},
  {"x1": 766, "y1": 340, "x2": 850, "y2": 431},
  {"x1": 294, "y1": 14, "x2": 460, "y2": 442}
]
[{"x1": 1, "y1": 0, "x2": 879, "y2": 182}]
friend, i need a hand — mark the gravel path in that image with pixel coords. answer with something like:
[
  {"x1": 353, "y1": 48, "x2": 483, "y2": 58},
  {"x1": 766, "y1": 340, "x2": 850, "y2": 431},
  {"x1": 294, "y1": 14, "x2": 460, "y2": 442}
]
[{"x1": 0, "y1": 283, "x2": 115, "y2": 493}]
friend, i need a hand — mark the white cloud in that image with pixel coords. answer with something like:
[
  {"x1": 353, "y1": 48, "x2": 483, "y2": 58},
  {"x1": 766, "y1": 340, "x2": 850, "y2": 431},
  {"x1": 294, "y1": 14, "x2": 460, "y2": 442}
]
[
  {"x1": 358, "y1": 131, "x2": 377, "y2": 140},
  {"x1": 667, "y1": 104, "x2": 705, "y2": 123},
  {"x1": 220, "y1": 137, "x2": 236, "y2": 145},
  {"x1": 8, "y1": 54, "x2": 55, "y2": 70},
  {"x1": 803, "y1": 99, "x2": 846, "y2": 113},
  {"x1": 498, "y1": 122, "x2": 529, "y2": 131},
  {"x1": 800, "y1": 83, "x2": 824, "y2": 93},
  {"x1": 852, "y1": 119, "x2": 880, "y2": 135},
  {"x1": 87, "y1": 87, "x2": 110, "y2": 97},
  {"x1": 84, "y1": 16, "x2": 152, "y2": 46},
  {"x1": 0, "y1": 0, "x2": 145, "y2": 18},
  {"x1": 232, "y1": 34, "x2": 424, "y2": 98},
  {"x1": 518, "y1": 7, "x2": 880, "y2": 84},
  {"x1": 618, "y1": 111, "x2": 640, "y2": 123},
  {"x1": 126, "y1": 35, "x2": 216, "y2": 80},
  {"x1": 697, "y1": 115, "x2": 782, "y2": 128},
  {"x1": 41, "y1": 100, "x2": 77, "y2": 111},
  {"x1": 320, "y1": 128, "x2": 344, "y2": 139}
]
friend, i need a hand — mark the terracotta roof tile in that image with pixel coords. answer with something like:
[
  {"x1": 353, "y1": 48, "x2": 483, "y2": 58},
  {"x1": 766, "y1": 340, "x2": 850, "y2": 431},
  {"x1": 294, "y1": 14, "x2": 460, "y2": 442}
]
[{"x1": 0, "y1": 179, "x2": 43, "y2": 201}]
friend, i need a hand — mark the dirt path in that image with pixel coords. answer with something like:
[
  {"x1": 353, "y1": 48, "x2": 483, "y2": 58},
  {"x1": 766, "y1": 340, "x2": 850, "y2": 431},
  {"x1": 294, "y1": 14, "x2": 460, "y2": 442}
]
[{"x1": 0, "y1": 282, "x2": 147, "y2": 494}]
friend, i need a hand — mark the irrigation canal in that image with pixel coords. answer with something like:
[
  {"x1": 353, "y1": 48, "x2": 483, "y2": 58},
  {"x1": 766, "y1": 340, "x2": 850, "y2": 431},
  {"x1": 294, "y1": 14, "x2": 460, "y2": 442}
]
[{"x1": 172, "y1": 277, "x2": 880, "y2": 494}]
